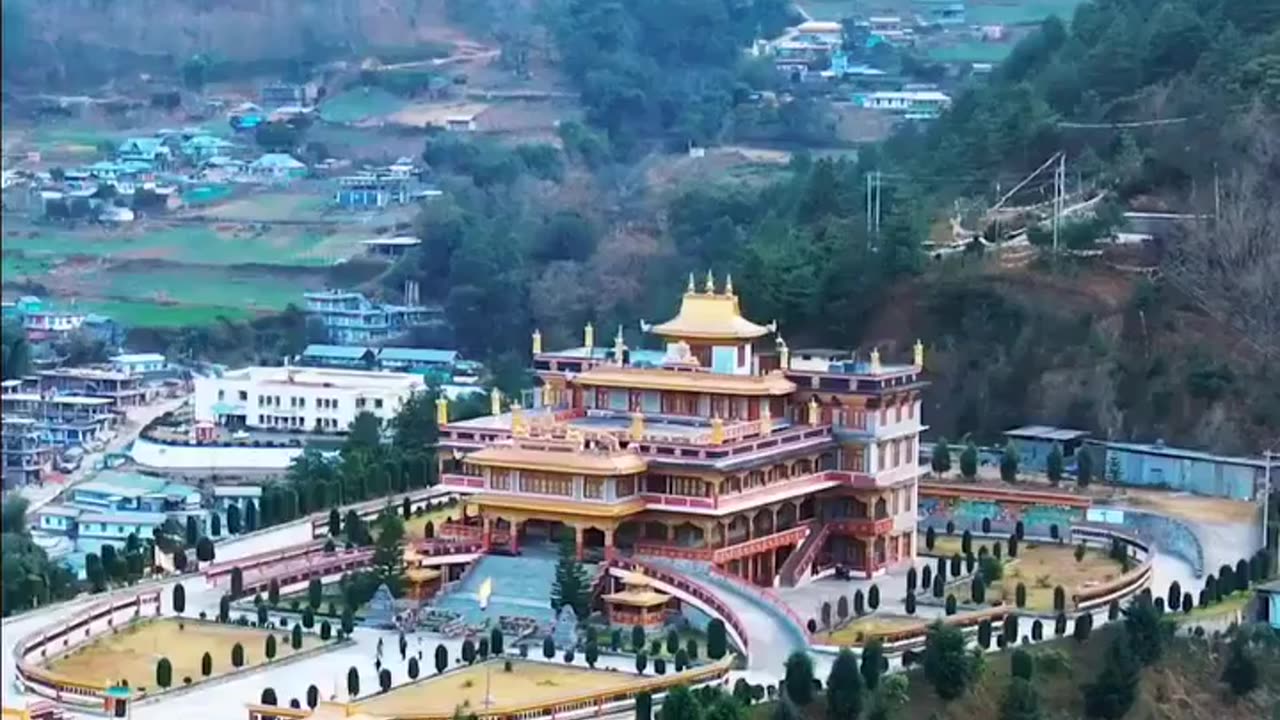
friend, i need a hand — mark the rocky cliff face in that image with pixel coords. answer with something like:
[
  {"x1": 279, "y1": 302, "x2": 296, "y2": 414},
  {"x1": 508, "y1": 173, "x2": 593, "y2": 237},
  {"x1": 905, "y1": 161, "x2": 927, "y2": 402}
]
[{"x1": 4, "y1": 0, "x2": 463, "y2": 87}]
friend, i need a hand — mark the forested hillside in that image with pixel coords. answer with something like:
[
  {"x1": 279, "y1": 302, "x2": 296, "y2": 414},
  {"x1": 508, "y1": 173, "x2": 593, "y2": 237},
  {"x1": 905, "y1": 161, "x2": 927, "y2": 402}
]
[{"x1": 385, "y1": 0, "x2": 1278, "y2": 452}]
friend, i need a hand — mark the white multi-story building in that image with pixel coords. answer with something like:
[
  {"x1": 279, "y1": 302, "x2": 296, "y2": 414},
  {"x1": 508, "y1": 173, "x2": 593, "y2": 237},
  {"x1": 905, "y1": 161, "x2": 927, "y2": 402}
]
[{"x1": 194, "y1": 366, "x2": 426, "y2": 433}]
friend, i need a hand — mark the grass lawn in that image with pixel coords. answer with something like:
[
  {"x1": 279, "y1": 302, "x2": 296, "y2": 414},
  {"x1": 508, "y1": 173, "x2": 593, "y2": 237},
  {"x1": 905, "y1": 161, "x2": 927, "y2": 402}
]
[
  {"x1": 922, "y1": 534, "x2": 1125, "y2": 611},
  {"x1": 76, "y1": 299, "x2": 257, "y2": 327},
  {"x1": 43, "y1": 618, "x2": 318, "y2": 692},
  {"x1": 4, "y1": 225, "x2": 348, "y2": 266},
  {"x1": 967, "y1": 0, "x2": 1085, "y2": 25},
  {"x1": 98, "y1": 267, "x2": 305, "y2": 311},
  {"x1": 354, "y1": 659, "x2": 645, "y2": 715},
  {"x1": 1177, "y1": 590, "x2": 1252, "y2": 623},
  {"x1": 202, "y1": 192, "x2": 332, "y2": 223},
  {"x1": 815, "y1": 614, "x2": 921, "y2": 646},
  {"x1": 992, "y1": 544, "x2": 1124, "y2": 611},
  {"x1": 926, "y1": 41, "x2": 1015, "y2": 63},
  {"x1": 319, "y1": 88, "x2": 408, "y2": 124}
]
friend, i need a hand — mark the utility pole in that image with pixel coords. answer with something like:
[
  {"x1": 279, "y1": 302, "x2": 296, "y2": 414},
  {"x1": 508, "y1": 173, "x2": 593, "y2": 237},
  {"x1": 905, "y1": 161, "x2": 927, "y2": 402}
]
[
  {"x1": 866, "y1": 172, "x2": 873, "y2": 236},
  {"x1": 1213, "y1": 162, "x2": 1221, "y2": 224},
  {"x1": 874, "y1": 169, "x2": 882, "y2": 237},
  {"x1": 1052, "y1": 154, "x2": 1062, "y2": 252}
]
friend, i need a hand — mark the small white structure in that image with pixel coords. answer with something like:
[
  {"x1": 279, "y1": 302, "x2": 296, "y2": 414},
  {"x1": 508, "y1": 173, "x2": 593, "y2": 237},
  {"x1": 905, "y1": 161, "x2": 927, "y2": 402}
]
[
  {"x1": 194, "y1": 366, "x2": 426, "y2": 433},
  {"x1": 445, "y1": 115, "x2": 478, "y2": 132},
  {"x1": 110, "y1": 352, "x2": 166, "y2": 374}
]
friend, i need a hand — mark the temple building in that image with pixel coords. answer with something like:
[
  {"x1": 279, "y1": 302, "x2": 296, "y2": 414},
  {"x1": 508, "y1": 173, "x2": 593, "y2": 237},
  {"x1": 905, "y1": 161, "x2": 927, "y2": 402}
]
[{"x1": 437, "y1": 274, "x2": 928, "y2": 586}]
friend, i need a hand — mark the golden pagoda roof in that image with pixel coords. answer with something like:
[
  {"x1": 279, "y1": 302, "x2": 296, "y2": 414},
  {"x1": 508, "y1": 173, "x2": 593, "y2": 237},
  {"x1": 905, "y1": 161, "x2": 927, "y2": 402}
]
[
  {"x1": 465, "y1": 445, "x2": 648, "y2": 476},
  {"x1": 574, "y1": 366, "x2": 795, "y2": 396},
  {"x1": 405, "y1": 567, "x2": 442, "y2": 582},
  {"x1": 603, "y1": 588, "x2": 672, "y2": 607},
  {"x1": 647, "y1": 282, "x2": 772, "y2": 341}
]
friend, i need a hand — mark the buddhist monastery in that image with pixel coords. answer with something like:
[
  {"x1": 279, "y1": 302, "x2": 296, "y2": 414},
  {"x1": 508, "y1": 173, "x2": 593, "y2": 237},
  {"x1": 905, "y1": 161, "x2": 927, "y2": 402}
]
[{"x1": 437, "y1": 274, "x2": 928, "y2": 585}]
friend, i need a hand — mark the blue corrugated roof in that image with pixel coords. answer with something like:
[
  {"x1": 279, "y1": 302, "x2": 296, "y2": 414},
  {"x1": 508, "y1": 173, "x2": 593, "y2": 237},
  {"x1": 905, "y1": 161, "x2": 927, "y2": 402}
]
[
  {"x1": 377, "y1": 347, "x2": 458, "y2": 364},
  {"x1": 1096, "y1": 440, "x2": 1274, "y2": 469},
  {"x1": 302, "y1": 344, "x2": 373, "y2": 360}
]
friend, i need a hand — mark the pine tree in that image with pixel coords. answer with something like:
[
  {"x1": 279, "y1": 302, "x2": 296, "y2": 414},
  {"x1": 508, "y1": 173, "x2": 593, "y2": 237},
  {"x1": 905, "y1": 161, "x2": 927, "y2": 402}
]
[
  {"x1": 551, "y1": 529, "x2": 590, "y2": 619},
  {"x1": 860, "y1": 638, "x2": 885, "y2": 690},
  {"x1": 932, "y1": 437, "x2": 952, "y2": 475},
  {"x1": 1000, "y1": 442, "x2": 1019, "y2": 483},
  {"x1": 1046, "y1": 444, "x2": 1064, "y2": 486},
  {"x1": 1221, "y1": 636, "x2": 1259, "y2": 697},
  {"x1": 1000, "y1": 677, "x2": 1043, "y2": 720},
  {"x1": 1076, "y1": 450, "x2": 1094, "y2": 488},
  {"x1": 1083, "y1": 635, "x2": 1139, "y2": 719},
  {"x1": 923, "y1": 621, "x2": 973, "y2": 701},
  {"x1": 960, "y1": 442, "x2": 979, "y2": 479},
  {"x1": 783, "y1": 651, "x2": 815, "y2": 706},
  {"x1": 825, "y1": 648, "x2": 863, "y2": 720}
]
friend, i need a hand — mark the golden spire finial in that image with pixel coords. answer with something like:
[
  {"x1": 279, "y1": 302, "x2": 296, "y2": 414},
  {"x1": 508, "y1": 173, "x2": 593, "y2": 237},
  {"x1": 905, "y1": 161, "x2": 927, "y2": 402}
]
[
  {"x1": 914, "y1": 339, "x2": 924, "y2": 368},
  {"x1": 584, "y1": 322, "x2": 594, "y2": 349},
  {"x1": 614, "y1": 325, "x2": 627, "y2": 365},
  {"x1": 870, "y1": 348, "x2": 882, "y2": 374},
  {"x1": 436, "y1": 396, "x2": 449, "y2": 426},
  {"x1": 724, "y1": 273, "x2": 734, "y2": 295},
  {"x1": 807, "y1": 397, "x2": 820, "y2": 425},
  {"x1": 777, "y1": 335, "x2": 790, "y2": 369},
  {"x1": 532, "y1": 328, "x2": 542, "y2": 355},
  {"x1": 704, "y1": 269, "x2": 715, "y2": 294},
  {"x1": 490, "y1": 387, "x2": 502, "y2": 416},
  {"x1": 687, "y1": 273, "x2": 696, "y2": 293}
]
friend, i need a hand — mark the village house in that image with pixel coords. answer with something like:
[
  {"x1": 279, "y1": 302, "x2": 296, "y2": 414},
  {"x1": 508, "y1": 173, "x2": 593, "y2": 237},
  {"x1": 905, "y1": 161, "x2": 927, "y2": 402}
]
[
  {"x1": 115, "y1": 137, "x2": 171, "y2": 169},
  {"x1": 181, "y1": 134, "x2": 236, "y2": 163},
  {"x1": 245, "y1": 153, "x2": 308, "y2": 182}
]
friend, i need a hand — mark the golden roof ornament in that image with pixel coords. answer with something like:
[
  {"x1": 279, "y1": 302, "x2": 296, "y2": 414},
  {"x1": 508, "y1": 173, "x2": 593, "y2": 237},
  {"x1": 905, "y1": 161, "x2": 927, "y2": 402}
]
[
  {"x1": 531, "y1": 328, "x2": 542, "y2": 355},
  {"x1": 436, "y1": 396, "x2": 449, "y2": 426},
  {"x1": 490, "y1": 387, "x2": 502, "y2": 416},
  {"x1": 724, "y1": 274, "x2": 734, "y2": 296},
  {"x1": 687, "y1": 273, "x2": 696, "y2": 293},
  {"x1": 914, "y1": 339, "x2": 924, "y2": 368},
  {"x1": 613, "y1": 325, "x2": 627, "y2": 365},
  {"x1": 704, "y1": 269, "x2": 715, "y2": 294},
  {"x1": 870, "y1": 348, "x2": 882, "y2": 374},
  {"x1": 584, "y1": 322, "x2": 594, "y2": 349}
]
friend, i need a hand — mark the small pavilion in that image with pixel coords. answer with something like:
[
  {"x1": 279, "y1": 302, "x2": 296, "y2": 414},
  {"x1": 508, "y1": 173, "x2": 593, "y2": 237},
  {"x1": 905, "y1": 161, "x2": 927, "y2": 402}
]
[{"x1": 603, "y1": 570, "x2": 673, "y2": 629}]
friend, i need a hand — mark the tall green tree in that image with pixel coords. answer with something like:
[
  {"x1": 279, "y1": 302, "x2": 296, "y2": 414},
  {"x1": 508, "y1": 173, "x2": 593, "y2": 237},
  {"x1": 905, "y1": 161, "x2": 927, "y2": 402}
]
[
  {"x1": 922, "y1": 621, "x2": 974, "y2": 701},
  {"x1": 1221, "y1": 635, "x2": 1259, "y2": 697},
  {"x1": 960, "y1": 442, "x2": 979, "y2": 480},
  {"x1": 1000, "y1": 677, "x2": 1043, "y2": 720},
  {"x1": 783, "y1": 650, "x2": 815, "y2": 706},
  {"x1": 550, "y1": 528, "x2": 590, "y2": 619},
  {"x1": 1082, "y1": 635, "x2": 1140, "y2": 719},
  {"x1": 1077, "y1": 449, "x2": 1094, "y2": 488},
  {"x1": 825, "y1": 648, "x2": 863, "y2": 720},
  {"x1": 1046, "y1": 444, "x2": 1064, "y2": 485},
  {"x1": 931, "y1": 435, "x2": 952, "y2": 474},
  {"x1": 1000, "y1": 442, "x2": 1019, "y2": 483},
  {"x1": 371, "y1": 509, "x2": 406, "y2": 592}
]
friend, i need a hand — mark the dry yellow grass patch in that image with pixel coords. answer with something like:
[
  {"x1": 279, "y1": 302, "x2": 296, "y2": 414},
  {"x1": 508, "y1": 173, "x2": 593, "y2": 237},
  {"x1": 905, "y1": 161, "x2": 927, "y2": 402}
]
[
  {"x1": 354, "y1": 660, "x2": 642, "y2": 716},
  {"x1": 43, "y1": 618, "x2": 316, "y2": 691},
  {"x1": 816, "y1": 615, "x2": 922, "y2": 646}
]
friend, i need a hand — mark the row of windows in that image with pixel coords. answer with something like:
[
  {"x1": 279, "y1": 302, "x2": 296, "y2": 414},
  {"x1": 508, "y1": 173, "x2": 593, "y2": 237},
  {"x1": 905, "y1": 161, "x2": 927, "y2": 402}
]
[
  {"x1": 878, "y1": 437, "x2": 918, "y2": 471},
  {"x1": 355, "y1": 397, "x2": 384, "y2": 410},
  {"x1": 215, "y1": 389, "x2": 249, "y2": 402}
]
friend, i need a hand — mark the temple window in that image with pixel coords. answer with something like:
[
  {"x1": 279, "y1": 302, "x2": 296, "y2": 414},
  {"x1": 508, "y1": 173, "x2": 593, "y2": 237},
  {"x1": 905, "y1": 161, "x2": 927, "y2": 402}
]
[
  {"x1": 617, "y1": 477, "x2": 636, "y2": 497},
  {"x1": 875, "y1": 497, "x2": 888, "y2": 519},
  {"x1": 583, "y1": 478, "x2": 605, "y2": 500},
  {"x1": 490, "y1": 470, "x2": 511, "y2": 491}
]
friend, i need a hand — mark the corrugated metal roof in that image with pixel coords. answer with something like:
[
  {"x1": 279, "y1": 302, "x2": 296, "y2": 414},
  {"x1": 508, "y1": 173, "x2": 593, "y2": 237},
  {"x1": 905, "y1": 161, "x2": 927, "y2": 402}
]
[
  {"x1": 1090, "y1": 439, "x2": 1275, "y2": 469},
  {"x1": 377, "y1": 347, "x2": 457, "y2": 364},
  {"x1": 1004, "y1": 425, "x2": 1091, "y2": 442},
  {"x1": 302, "y1": 344, "x2": 373, "y2": 360}
]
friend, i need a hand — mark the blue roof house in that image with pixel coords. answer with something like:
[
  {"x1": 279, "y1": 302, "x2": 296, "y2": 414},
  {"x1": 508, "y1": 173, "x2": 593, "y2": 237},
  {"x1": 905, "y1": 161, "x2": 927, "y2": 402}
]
[
  {"x1": 1003, "y1": 425, "x2": 1091, "y2": 473},
  {"x1": 116, "y1": 137, "x2": 172, "y2": 168},
  {"x1": 182, "y1": 135, "x2": 236, "y2": 163}
]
